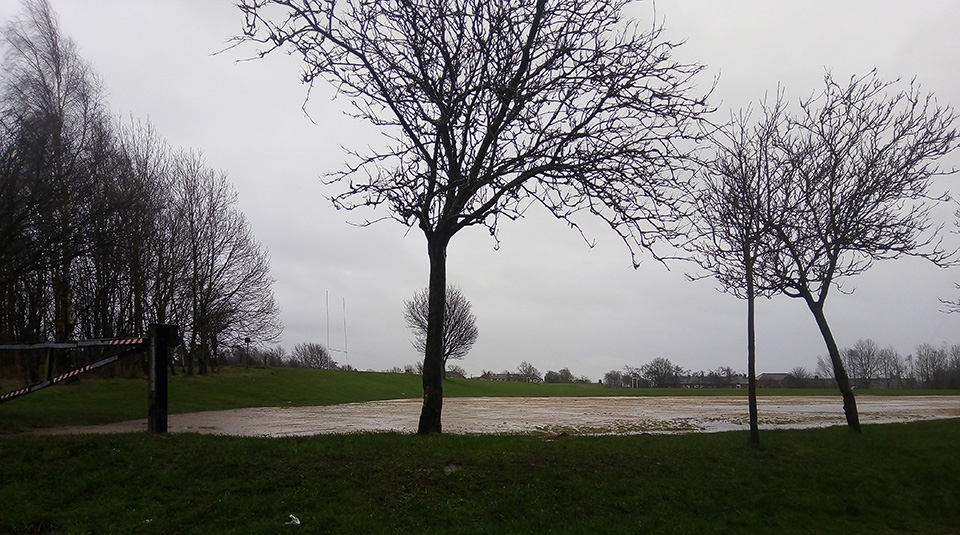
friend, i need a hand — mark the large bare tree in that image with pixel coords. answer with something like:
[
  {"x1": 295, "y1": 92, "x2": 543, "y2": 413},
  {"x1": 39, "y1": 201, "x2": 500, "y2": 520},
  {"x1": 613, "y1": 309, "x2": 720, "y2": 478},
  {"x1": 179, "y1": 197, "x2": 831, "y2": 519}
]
[
  {"x1": 171, "y1": 150, "x2": 282, "y2": 374},
  {"x1": 0, "y1": 0, "x2": 126, "y2": 346},
  {"x1": 237, "y1": 0, "x2": 710, "y2": 433}
]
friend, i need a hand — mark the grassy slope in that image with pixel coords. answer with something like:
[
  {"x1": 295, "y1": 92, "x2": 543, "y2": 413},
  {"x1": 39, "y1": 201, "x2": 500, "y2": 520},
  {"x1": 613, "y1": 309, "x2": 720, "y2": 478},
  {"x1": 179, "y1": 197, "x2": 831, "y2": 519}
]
[
  {"x1": 0, "y1": 419, "x2": 958, "y2": 534},
  {"x1": 0, "y1": 366, "x2": 953, "y2": 431}
]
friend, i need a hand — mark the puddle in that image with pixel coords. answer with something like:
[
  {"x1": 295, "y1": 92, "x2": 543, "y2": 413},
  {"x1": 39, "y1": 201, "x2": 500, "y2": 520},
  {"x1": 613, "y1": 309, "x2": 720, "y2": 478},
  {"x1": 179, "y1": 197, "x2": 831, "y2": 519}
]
[{"x1": 22, "y1": 395, "x2": 960, "y2": 437}]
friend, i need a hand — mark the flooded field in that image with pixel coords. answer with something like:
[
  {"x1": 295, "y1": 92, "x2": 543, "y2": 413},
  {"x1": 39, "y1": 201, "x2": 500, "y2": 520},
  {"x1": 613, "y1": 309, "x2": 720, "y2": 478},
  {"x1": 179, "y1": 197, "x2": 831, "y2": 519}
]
[{"x1": 27, "y1": 395, "x2": 960, "y2": 437}]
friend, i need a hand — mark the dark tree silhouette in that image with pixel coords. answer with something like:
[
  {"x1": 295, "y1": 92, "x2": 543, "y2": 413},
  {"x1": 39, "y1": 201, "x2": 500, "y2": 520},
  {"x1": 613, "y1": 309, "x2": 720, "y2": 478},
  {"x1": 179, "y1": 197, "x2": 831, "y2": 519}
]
[
  {"x1": 237, "y1": 0, "x2": 710, "y2": 433},
  {"x1": 697, "y1": 71, "x2": 958, "y2": 432},
  {"x1": 1, "y1": 0, "x2": 114, "y2": 342},
  {"x1": 640, "y1": 357, "x2": 684, "y2": 388},
  {"x1": 290, "y1": 342, "x2": 338, "y2": 370},
  {"x1": 0, "y1": 1, "x2": 283, "y2": 385},
  {"x1": 172, "y1": 151, "x2": 281, "y2": 374},
  {"x1": 772, "y1": 71, "x2": 957, "y2": 431},
  {"x1": 404, "y1": 285, "x2": 478, "y2": 372},
  {"x1": 691, "y1": 98, "x2": 788, "y2": 447}
]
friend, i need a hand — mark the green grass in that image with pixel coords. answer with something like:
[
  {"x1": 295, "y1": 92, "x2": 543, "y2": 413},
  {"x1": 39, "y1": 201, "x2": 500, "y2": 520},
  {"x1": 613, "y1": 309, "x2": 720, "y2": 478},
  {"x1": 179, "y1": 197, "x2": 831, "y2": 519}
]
[
  {"x1": 2, "y1": 367, "x2": 958, "y2": 533},
  {"x1": 1, "y1": 419, "x2": 958, "y2": 534},
  {"x1": 0, "y1": 366, "x2": 954, "y2": 431}
]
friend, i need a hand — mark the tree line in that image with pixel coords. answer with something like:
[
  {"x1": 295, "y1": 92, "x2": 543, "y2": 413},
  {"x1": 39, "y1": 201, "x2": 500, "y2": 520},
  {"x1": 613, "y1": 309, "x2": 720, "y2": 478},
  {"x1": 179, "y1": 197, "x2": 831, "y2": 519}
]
[
  {"x1": 598, "y1": 338, "x2": 960, "y2": 391},
  {"x1": 812, "y1": 339, "x2": 960, "y2": 390},
  {"x1": 0, "y1": 0, "x2": 280, "y2": 381}
]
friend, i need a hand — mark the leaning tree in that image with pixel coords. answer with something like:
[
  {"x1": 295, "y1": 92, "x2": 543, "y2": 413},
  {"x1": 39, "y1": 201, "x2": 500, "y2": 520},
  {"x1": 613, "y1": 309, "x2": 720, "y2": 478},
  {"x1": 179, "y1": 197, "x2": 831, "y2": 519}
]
[
  {"x1": 760, "y1": 71, "x2": 958, "y2": 431},
  {"x1": 237, "y1": 0, "x2": 709, "y2": 433}
]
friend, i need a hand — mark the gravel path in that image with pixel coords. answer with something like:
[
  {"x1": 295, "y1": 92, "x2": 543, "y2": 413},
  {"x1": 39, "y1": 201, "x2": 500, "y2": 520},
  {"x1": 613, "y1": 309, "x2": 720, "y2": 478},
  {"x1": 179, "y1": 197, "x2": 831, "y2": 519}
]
[{"x1": 22, "y1": 395, "x2": 960, "y2": 437}]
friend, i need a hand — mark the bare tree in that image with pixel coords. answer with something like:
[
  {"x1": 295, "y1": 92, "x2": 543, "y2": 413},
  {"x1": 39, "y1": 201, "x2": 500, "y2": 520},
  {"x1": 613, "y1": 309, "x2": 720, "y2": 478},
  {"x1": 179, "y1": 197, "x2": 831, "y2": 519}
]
[
  {"x1": 877, "y1": 346, "x2": 908, "y2": 389},
  {"x1": 236, "y1": 0, "x2": 709, "y2": 433},
  {"x1": 290, "y1": 342, "x2": 337, "y2": 370},
  {"x1": 640, "y1": 357, "x2": 685, "y2": 388},
  {"x1": 0, "y1": 1, "x2": 284, "y2": 385},
  {"x1": 603, "y1": 369, "x2": 624, "y2": 388},
  {"x1": 403, "y1": 285, "x2": 478, "y2": 371},
  {"x1": 713, "y1": 72, "x2": 959, "y2": 431},
  {"x1": 771, "y1": 71, "x2": 958, "y2": 430},
  {"x1": 0, "y1": 0, "x2": 114, "y2": 343},
  {"x1": 788, "y1": 366, "x2": 812, "y2": 388},
  {"x1": 913, "y1": 343, "x2": 949, "y2": 388},
  {"x1": 815, "y1": 355, "x2": 834, "y2": 380},
  {"x1": 690, "y1": 98, "x2": 789, "y2": 447},
  {"x1": 842, "y1": 338, "x2": 884, "y2": 389},
  {"x1": 446, "y1": 364, "x2": 467, "y2": 379},
  {"x1": 517, "y1": 361, "x2": 541, "y2": 382},
  {"x1": 172, "y1": 151, "x2": 281, "y2": 374}
]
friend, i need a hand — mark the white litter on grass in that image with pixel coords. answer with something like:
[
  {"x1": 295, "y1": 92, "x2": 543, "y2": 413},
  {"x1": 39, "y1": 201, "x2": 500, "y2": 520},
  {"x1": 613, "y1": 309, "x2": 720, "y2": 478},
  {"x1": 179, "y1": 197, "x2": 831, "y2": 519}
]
[
  {"x1": 444, "y1": 463, "x2": 463, "y2": 474},
  {"x1": 286, "y1": 514, "x2": 300, "y2": 526}
]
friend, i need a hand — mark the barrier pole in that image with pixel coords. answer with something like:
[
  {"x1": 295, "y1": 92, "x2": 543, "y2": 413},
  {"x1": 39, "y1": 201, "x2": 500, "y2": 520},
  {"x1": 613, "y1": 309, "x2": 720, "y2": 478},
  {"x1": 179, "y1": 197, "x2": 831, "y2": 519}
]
[{"x1": 148, "y1": 324, "x2": 178, "y2": 433}]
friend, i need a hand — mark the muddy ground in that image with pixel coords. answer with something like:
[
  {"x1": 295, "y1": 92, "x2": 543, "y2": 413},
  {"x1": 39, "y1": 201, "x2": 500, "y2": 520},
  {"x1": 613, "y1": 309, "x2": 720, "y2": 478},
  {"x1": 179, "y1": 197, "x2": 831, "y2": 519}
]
[{"x1": 24, "y1": 395, "x2": 960, "y2": 437}]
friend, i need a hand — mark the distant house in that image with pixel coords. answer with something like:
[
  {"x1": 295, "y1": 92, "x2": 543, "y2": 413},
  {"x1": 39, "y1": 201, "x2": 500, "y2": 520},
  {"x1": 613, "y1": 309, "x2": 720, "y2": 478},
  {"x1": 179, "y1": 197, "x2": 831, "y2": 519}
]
[
  {"x1": 757, "y1": 373, "x2": 791, "y2": 388},
  {"x1": 677, "y1": 373, "x2": 750, "y2": 389},
  {"x1": 727, "y1": 375, "x2": 750, "y2": 389},
  {"x1": 479, "y1": 372, "x2": 541, "y2": 383}
]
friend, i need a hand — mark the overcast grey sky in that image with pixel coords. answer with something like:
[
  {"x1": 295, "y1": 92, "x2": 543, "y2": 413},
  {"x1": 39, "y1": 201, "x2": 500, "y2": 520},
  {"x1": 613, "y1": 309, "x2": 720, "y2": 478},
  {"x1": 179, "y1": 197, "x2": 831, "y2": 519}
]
[{"x1": 3, "y1": 1, "x2": 959, "y2": 378}]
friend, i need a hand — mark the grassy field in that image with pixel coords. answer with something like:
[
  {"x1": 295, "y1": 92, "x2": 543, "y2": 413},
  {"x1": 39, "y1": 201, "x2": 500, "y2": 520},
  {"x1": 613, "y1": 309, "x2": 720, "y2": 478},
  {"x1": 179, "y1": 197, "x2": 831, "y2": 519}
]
[
  {"x1": 1, "y1": 419, "x2": 958, "y2": 534},
  {"x1": 2, "y1": 367, "x2": 959, "y2": 533},
  {"x1": 0, "y1": 366, "x2": 955, "y2": 431}
]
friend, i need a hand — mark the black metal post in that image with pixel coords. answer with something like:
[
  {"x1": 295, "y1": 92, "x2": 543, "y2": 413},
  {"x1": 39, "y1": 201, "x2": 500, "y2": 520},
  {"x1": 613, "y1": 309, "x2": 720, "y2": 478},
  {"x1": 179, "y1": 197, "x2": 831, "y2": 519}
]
[{"x1": 148, "y1": 324, "x2": 178, "y2": 433}]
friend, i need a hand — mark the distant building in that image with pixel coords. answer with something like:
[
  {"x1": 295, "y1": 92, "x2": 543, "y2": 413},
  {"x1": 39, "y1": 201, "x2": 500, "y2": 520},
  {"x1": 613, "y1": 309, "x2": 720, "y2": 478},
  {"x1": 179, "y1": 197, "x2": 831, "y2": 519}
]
[
  {"x1": 479, "y1": 371, "x2": 542, "y2": 383},
  {"x1": 757, "y1": 373, "x2": 792, "y2": 388},
  {"x1": 677, "y1": 373, "x2": 750, "y2": 389}
]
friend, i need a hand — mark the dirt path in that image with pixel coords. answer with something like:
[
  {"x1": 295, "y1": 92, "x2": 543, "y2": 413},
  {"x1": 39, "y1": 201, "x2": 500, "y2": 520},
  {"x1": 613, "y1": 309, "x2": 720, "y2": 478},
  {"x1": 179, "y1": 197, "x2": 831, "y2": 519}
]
[{"x1": 22, "y1": 395, "x2": 960, "y2": 437}]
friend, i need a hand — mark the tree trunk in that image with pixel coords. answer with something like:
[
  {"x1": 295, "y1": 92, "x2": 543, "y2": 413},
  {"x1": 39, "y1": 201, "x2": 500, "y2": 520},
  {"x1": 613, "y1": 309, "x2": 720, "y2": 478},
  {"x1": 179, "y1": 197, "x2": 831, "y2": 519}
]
[
  {"x1": 418, "y1": 234, "x2": 449, "y2": 434},
  {"x1": 807, "y1": 299, "x2": 861, "y2": 432},
  {"x1": 745, "y1": 247, "x2": 760, "y2": 448}
]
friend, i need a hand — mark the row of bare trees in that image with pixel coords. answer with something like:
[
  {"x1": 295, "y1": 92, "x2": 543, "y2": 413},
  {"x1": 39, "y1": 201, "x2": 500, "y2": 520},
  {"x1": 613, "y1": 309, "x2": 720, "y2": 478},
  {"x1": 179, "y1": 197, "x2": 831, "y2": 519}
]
[
  {"x1": 811, "y1": 339, "x2": 960, "y2": 390},
  {"x1": 0, "y1": 0, "x2": 280, "y2": 379}
]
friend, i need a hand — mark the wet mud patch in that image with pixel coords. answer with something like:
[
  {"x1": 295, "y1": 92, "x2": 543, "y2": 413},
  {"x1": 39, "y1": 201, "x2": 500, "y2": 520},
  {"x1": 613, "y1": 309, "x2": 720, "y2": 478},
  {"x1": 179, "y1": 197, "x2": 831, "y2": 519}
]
[{"x1": 25, "y1": 395, "x2": 960, "y2": 437}]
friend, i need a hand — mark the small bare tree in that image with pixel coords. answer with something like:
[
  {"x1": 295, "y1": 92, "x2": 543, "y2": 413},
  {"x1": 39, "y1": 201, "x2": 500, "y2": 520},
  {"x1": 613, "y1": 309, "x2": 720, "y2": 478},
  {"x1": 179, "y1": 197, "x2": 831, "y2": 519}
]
[
  {"x1": 913, "y1": 343, "x2": 949, "y2": 388},
  {"x1": 403, "y1": 285, "x2": 478, "y2": 371},
  {"x1": 690, "y1": 98, "x2": 789, "y2": 447},
  {"x1": 237, "y1": 0, "x2": 710, "y2": 433},
  {"x1": 290, "y1": 342, "x2": 337, "y2": 370},
  {"x1": 517, "y1": 361, "x2": 541, "y2": 382},
  {"x1": 843, "y1": 339, "x2": 884, "y2": 389},
  {"x1": 640, "y1": 357, "x2": 685, "y2": 388}
]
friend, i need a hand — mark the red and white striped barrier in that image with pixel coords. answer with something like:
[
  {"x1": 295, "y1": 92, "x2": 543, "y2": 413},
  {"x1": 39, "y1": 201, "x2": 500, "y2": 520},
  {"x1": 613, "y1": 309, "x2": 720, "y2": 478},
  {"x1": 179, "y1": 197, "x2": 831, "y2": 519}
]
[{"x1": 107, "y1": 338, "x2": 143, "y2": 346}]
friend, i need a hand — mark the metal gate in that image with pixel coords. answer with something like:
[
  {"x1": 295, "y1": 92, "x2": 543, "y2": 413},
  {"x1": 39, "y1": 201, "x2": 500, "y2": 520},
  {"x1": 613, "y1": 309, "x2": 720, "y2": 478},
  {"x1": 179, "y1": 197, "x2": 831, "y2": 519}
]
[{"x1": 0, "y1": 324, "x2": 179, "y2": 433}]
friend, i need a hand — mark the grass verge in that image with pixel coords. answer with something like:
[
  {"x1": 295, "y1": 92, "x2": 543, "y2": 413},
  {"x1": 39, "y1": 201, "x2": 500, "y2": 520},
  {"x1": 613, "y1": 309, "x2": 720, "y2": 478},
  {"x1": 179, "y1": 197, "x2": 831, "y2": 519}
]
[{"x1": 0, "y1": 419, "x2": 957, "y2": 534}]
